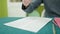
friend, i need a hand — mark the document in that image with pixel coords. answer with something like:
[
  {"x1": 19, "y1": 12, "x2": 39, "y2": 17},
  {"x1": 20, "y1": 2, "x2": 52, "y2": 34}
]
[{"x1": 4, "y1": 17, "x2": 52, "y2": 33}]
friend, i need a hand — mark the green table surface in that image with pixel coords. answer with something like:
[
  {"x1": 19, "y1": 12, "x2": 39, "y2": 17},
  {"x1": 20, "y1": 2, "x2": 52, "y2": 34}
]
[{"x1": 0, "y1": 17, "x2": 60, "y2": 34}]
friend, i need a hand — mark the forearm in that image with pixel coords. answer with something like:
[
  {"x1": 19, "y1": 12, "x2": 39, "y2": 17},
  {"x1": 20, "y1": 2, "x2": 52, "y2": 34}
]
[
  {"x1": 22, "y1": 4, "x2": 29, "y2": 10},
  {"x1": 24, "y1": 0, "x2": 42, "y2": 13}
]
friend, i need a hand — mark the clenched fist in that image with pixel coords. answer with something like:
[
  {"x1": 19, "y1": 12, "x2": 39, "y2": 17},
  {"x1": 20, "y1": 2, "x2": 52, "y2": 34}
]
[{"x1": 22, "y1": 0, "x2": 31, "y2": 7}]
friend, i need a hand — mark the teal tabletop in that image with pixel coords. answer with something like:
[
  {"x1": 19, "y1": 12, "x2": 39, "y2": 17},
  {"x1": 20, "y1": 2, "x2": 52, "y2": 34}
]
[{"x1": 0, "y1": 17, "x2": 60, "y2": 34}]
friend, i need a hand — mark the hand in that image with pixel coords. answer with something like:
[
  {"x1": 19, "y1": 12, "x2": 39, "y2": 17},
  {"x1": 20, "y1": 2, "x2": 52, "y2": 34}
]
[{"x1": 22, "y1": 0, "x2": 31, "y2": 7}]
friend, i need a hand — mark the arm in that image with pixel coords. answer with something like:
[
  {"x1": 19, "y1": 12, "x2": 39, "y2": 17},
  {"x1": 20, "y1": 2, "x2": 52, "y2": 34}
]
[
  {"x1": 22, "y1": 4, "x2": 29, "y2": 10},
  {"x1": 24, "y1": 0, "x2": 42, "y2": 13},
  {"x1": 22, "y1": 0, "x2": 31, "y2": 10}
]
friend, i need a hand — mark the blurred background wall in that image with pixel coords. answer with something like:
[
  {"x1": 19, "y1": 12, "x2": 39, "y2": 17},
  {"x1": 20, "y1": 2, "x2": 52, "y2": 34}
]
[{"x1": 0, "y1": 0, "x2": 44, "y2": 18}]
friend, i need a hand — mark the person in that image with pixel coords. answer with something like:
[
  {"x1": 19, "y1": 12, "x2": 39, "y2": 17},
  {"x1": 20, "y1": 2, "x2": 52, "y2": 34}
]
[
  {"x1": 22, "y1": 0, "x2": 60, "y2": 17},
  {"x1": 22, "y1": 0, "x2": 32, "y2": 10}
]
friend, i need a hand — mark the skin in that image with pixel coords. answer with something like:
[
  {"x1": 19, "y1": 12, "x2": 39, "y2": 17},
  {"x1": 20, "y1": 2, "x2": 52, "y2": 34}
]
[{"x1": 22, "y1": 0, "x2": 31, "y2": 7}]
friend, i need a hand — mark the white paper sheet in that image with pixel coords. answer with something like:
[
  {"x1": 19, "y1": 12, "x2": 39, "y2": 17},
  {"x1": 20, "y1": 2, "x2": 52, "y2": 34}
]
[{"x1": 4, "y1": 17, "x2": 52, "y2": 33}]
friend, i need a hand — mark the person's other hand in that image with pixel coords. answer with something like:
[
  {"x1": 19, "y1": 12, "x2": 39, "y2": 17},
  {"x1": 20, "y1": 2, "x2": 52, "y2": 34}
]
[{"x1": 22, "y1": 0, "x2": 31, "y2": 7}]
